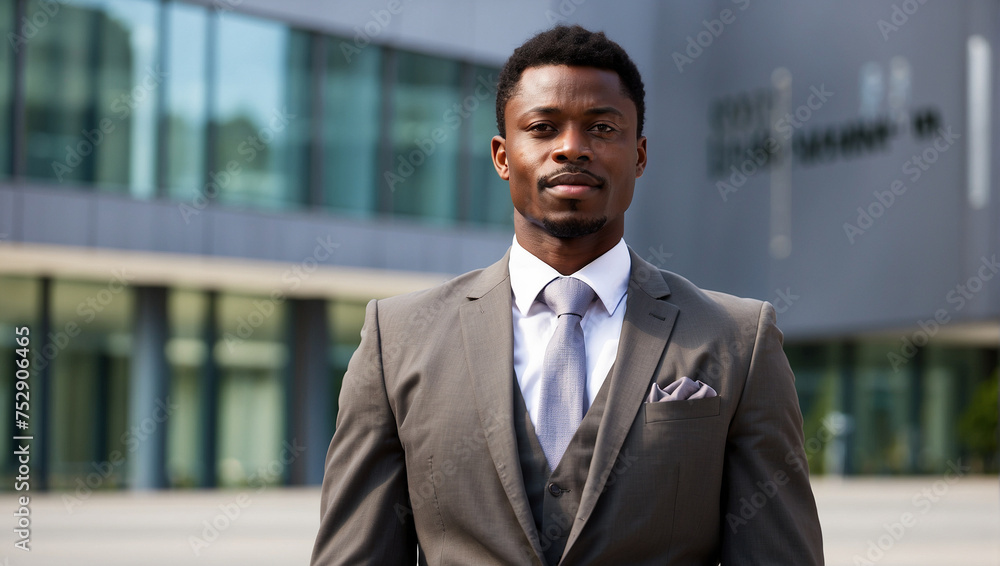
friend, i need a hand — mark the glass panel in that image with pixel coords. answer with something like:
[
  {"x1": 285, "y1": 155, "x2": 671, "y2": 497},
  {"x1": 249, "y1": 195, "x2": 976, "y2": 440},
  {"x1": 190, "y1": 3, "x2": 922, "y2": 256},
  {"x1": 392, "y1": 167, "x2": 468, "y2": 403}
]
[
  {"x1": 23, "y1": 0, "x2": 160, "y2": 197},
  {"x1": 0, "y1": 278, "x2": 40, "y2": 483},
  {"x1": 0, "y1": 3, "x2": 13, "y2": 179},
  {"x1": 388, "y1": 51, "x2": 462, "y2": 223},
  {"x1": 214, "y1": 293, "x2": 286, "y2": 487},
  {"x1": 467, "y1": 65, "x2": 513, "y2": 226},
  {"x1": 166, "y1": 289, "x2": 208, "y2": 488},
  {"x1": 214, "y1": 12, "x2": 311, "y2": 209},
  {"x1": 785, "y1": 343, "x2": 842, "y2": 475},
  {"x1": 164, "y1": 2, "x2": 208, "y2": 200},
  {"x1": 47, "y1": 279, "x2": 133, "y2": 489},
  {"x1": 323, "y1": 38, "x2": 381, "y2": 216}
]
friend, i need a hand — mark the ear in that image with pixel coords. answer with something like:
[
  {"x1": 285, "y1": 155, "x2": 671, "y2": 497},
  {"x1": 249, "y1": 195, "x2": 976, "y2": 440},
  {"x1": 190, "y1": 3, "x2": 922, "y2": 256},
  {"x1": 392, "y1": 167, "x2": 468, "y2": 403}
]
[
  {"x1": 635, "y1": 135, "x2": 647, "y2": 178},
  {"x1": 491, "y1": 135, "x2": 510, "y2": 180}
]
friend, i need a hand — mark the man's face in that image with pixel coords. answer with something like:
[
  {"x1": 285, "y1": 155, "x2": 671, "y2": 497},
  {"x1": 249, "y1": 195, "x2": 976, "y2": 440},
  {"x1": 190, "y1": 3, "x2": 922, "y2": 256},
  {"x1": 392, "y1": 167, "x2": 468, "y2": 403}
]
[{"x1": 492, "y1": 65, "x2": 646, "y2": 241}]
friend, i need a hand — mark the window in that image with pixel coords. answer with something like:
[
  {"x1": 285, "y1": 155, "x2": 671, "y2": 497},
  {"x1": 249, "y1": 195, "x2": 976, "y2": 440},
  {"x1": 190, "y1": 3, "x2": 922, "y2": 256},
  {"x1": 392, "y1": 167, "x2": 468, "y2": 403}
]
[
  {"x1": 47, "y1": 279, "x2": 134, "y2": 489},
  {"x1": 163, "y1": 1, "x2": 209, "y2": 201},
  {"x1": 23, "y1": 0, "x2": 160, "y2": 196},
  {"x1": 215, "y1": 293, "x2": 286, "y2": 487},
  {"x1": 387, "y1": 51, "x2": 462, "y2": 223},
  {"x1": 322, "y1": 37, "x2": 382, "y2": 216},
  {"x1": 213, "y1": 12, "x2": 312, "y2": 209}
]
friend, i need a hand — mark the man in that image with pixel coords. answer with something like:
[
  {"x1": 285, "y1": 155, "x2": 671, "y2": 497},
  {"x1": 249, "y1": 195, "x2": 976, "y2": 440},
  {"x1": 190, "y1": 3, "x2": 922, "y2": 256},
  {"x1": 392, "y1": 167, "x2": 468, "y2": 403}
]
[{"x1": 312, "y1": 25, "x2": 824, "y2": 565}]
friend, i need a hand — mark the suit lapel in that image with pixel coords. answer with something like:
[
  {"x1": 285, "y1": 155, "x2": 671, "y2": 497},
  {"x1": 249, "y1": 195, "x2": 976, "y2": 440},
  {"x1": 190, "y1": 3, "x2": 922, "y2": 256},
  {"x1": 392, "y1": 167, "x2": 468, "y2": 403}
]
[
  {"x1": 563, "y1": 250, "x2": 679, "y2": 557},
  {"x1": 459, "y1": 250, "x2": 547, "y2": 563}
]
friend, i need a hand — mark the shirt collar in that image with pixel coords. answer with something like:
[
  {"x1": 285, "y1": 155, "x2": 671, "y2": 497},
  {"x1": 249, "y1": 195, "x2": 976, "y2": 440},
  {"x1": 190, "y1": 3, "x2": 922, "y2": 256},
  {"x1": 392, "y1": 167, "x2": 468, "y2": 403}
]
[{"x1": 509, "y1": 235, "x2": 631, "y2": 317}]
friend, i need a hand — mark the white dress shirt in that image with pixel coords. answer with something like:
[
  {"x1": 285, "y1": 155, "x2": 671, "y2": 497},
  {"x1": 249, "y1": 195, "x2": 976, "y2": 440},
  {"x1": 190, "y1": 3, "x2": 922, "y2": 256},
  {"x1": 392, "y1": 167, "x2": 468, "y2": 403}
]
[{"x1": 509, "y1": 235, "x2": 631, "y2": 430}]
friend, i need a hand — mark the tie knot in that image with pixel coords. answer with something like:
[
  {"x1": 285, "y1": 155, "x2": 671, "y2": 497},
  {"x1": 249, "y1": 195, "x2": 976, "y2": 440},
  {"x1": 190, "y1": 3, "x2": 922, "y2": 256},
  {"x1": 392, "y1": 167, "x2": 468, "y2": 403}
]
[{"x1": 540, "y1": 277, "x2": 595, "y2": 318}]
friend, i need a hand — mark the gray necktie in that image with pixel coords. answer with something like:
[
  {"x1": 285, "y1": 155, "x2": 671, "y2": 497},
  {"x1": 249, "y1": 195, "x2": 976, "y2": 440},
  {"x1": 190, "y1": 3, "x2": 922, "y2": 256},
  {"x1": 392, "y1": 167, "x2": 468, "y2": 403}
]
[{"x1": 536, "y1": 276, "x2": 595, "y2": 470}]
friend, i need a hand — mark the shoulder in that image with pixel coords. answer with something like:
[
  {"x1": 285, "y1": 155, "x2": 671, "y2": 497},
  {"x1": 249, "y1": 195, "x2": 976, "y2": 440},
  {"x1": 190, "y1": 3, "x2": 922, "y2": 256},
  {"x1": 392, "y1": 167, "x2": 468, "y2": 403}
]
[
  {"x1": 374, "y1": 259, "x2": 506, "y2": 328},
  {"x1": 657, "y1": 269, "x2": 769, "y2": 322}
]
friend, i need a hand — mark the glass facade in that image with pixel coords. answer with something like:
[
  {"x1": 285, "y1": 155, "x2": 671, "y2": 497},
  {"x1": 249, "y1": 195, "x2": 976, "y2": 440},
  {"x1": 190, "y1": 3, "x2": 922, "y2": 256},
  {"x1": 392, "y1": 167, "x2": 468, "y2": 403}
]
[
  {"x1": 2, "y1": 0, "x2": 524, "y2": 236},
  {"x1": 786, "y1": 341, "x2": 999, "y2": 475},
  {"x1": 6, "y1": 0, "x2": 508, "y2": 225},
  {"x1": 23, "y1": 0, "x2": 160, "y2": 196}
]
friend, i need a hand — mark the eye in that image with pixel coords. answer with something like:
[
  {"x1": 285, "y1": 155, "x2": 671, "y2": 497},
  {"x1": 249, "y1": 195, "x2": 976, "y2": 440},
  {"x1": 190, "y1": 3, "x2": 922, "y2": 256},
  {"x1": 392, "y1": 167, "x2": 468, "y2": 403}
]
[
  {"x1": 591, "y1": 123, "x2": 617, "y2": 134},
  {"x1": 528, "y1": 123, "x2": 555, "y2": 133}
]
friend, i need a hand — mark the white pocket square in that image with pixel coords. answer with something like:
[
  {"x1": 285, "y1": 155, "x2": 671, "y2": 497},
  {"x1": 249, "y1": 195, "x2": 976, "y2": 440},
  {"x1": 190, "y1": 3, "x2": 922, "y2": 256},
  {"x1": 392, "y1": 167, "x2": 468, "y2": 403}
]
[{"x1": 647, "y1": 376, "x2": 718, "y2": 403}]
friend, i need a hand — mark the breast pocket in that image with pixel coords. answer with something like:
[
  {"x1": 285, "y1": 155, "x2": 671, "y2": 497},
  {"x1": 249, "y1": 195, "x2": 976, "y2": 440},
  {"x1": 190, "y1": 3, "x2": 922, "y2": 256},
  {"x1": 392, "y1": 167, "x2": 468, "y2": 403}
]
[{"x1": 643, "y1": 396, "x2": 721, "y2": 423}]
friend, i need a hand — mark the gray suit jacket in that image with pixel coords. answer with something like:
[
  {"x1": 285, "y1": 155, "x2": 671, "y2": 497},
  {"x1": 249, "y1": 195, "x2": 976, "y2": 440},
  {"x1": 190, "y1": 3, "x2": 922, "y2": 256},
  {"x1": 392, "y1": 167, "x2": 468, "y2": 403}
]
[{"x1": 311, "y1": 248, "x2": 824, "y2": 565}]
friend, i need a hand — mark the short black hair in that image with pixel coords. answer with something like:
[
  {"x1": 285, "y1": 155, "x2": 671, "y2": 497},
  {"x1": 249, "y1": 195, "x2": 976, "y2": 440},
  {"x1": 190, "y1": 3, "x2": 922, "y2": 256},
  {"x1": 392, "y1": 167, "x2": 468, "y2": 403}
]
[{"x1": 495, "y1": 25, "x2": 645, "y2": 138}]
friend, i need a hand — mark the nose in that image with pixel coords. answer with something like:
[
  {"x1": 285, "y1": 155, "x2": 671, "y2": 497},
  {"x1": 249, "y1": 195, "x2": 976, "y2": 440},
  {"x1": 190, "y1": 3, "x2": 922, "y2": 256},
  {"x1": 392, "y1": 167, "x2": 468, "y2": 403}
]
[{"x1": 552, "y1": 127, "x2": 592, "y2": 163}]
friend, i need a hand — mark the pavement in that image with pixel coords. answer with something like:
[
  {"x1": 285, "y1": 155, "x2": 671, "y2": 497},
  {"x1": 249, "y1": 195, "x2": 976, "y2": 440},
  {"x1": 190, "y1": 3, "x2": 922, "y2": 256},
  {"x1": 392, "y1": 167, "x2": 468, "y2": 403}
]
[{"x1": 1, "y1": 476, "x2": 997, "y2": 565}]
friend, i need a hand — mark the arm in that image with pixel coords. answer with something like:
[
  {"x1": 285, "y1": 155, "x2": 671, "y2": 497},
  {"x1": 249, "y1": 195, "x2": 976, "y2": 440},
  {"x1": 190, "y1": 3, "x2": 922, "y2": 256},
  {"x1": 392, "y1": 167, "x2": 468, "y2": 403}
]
[
  {"x1": 719, "y1": 302, "x2": 824, "y2": 565},
  {"x1": 311, "y1": 299, "x2": 418, "y2": 565}
]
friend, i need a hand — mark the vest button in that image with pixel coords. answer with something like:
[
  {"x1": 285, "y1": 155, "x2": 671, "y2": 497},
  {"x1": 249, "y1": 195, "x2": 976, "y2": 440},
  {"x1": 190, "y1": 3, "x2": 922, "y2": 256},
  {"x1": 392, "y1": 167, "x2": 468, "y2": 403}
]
[{"x1": 547, "y1": 482, "x2": 563, "y2": 497}]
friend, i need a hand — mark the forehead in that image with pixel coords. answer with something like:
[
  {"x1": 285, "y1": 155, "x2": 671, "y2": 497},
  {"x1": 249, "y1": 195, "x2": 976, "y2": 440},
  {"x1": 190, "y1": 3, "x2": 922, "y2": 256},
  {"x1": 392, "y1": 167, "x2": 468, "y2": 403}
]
[{"x1": 508, "y1": 65, "x2": 632, "y2": 114}]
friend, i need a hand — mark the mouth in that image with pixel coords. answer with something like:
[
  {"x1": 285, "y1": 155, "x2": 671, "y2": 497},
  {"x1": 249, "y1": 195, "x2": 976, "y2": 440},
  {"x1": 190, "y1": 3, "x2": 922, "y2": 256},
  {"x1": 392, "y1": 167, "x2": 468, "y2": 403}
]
[{"x1": 540, "y1": 171, "x2": 604, "y2": 198}]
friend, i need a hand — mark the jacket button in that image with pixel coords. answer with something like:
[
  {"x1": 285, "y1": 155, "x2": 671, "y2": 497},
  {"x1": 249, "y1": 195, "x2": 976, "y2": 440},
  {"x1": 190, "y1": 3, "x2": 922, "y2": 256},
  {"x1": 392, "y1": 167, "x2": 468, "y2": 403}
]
[{"x1": 548, "y1": 483, "x2": 563, "y2": 497}]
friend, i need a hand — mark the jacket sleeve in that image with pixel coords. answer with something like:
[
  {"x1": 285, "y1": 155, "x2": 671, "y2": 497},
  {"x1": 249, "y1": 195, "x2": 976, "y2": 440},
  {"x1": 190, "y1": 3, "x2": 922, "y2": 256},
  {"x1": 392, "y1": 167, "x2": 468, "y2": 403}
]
[
  {"x1": 719, "y1": 301, "x2": 825, "y2": 565},
  {"x1": 311, "y1": 299, "x2": 418, "y2": 565}
]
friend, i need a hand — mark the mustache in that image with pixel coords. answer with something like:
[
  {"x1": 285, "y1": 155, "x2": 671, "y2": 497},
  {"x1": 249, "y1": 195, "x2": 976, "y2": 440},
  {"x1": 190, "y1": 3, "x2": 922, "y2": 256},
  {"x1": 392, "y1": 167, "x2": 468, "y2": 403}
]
[{"x1": 537, "y1": 167, "x2": 606, "y2": 191}]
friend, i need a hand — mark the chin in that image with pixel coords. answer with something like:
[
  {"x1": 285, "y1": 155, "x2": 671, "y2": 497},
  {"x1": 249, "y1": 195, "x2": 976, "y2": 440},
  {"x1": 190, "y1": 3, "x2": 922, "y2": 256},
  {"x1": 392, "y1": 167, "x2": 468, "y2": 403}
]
[{"x1": 541, "y1": 216, "x2": 607, "y2": 239}]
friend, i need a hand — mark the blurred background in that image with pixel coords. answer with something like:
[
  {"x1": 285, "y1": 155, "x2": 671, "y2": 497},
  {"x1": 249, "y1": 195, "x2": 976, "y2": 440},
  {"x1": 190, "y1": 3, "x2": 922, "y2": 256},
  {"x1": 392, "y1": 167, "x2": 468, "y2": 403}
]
[{"x1": 0, "y1": 0, "x2": 997, "y2": 564}]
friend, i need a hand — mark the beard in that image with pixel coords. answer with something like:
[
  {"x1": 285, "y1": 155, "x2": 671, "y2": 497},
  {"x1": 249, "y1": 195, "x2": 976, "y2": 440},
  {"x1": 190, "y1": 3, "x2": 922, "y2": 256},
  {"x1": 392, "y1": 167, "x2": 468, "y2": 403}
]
[{"x1": 540, "y1": 215, "x2": 608, "y2": 239}]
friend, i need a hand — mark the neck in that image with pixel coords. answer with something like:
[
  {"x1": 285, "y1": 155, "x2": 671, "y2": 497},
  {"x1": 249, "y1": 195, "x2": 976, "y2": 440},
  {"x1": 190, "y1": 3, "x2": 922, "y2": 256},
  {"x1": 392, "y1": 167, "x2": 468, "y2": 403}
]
[{"x1": 514, "y1": 216, "x2": 622, "y2": 275}]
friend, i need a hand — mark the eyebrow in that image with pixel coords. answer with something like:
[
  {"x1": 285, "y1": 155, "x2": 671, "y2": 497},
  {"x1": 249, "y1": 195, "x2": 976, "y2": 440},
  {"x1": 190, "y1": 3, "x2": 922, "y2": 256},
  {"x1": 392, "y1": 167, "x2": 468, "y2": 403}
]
[{"x1": 526, "y1": 105, "x2": 625, "y2": 118}]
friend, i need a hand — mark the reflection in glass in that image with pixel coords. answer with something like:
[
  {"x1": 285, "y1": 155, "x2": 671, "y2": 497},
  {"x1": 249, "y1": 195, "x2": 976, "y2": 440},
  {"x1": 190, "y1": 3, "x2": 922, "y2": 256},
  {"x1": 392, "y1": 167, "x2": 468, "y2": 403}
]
[
  {"x1": 0, "y1": 3, "x2": 13, "y2": 179},
  {"x1": 23, "y1": 0, "x2": 159, "y2": 197},
  {"x1": 214, "y1": 12, "x2": 312, "y2": 209},
  {"x1": 0, "y1": 278, "x2": 40, "y2": 482},
  {"x1": 323, "y1": 38, "x2": 381, "y2": 216},
  {"x1": 47, "y1": 279, "x2": 133, "y2": 489},
  {"x1": 214, "y1": 293, "x2": 285, "y2": 487},
  {"x1": 467, "y1": 65, "x2": 512, "y2": 226},
  {"x1": 164, "y1": 2, "x2": 208, "y2": 200},
  {"x1": 389, "y1": 51, "x2": 462, "y2": 223}
]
